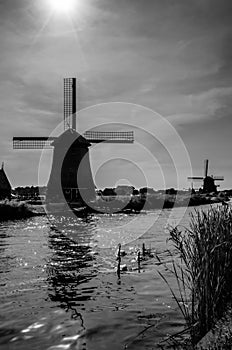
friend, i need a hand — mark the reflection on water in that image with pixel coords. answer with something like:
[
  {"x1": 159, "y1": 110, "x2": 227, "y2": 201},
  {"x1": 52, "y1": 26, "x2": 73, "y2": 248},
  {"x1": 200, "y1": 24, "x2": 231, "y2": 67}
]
[
  {"x1": 0, "y1": 206, "x2": 208, "y2": 350},
  {"x1": 48, "y1": 225, "x2": 96, "y2": 299},
  {"x1": 47, "y1": 222, "x2": 98, "y2": 337}
]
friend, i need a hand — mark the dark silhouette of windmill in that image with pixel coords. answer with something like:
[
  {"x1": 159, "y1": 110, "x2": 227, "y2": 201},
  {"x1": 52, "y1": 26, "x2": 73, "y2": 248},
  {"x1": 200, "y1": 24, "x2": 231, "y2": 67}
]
[
  {"x1": 13, "y1": 78, "x2": 134, "y2": 205},
  {"x1": 188, "y1": 159, "x2": 224, "y2": 193},
  {"x1": 0, "y1": 162, "x2": 11, "y2": 200}
]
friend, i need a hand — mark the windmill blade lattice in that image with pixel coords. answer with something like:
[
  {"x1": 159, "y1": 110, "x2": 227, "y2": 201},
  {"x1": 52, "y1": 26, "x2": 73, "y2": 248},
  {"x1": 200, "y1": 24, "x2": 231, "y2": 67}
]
[
  {"x1": 64, "y1": 78, "x2": 76, "y2": 131},
  {"x1": 13, "y1": 137, "x2": 56, "y2": 149}
]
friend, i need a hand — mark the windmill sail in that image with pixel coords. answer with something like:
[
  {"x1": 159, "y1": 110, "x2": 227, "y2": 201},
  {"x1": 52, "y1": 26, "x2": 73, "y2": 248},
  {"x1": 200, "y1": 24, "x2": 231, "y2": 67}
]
[
  {"x1": 64, "y1": 78, "x2": 76, "y2": 131},
  {"x1": 212, "y1": 176, "x2": 224, "y2": 181},
  {"x1": 13, "y1": 137, "x2": 56, "y2": 149},
  {"x1": 83, "y1": 131, "x2": 134, "y2": 143},
  {"x1": 204, "y1": 159, "x2": 209, "y2": 177},
  {"x1": 13, "y1": 131, "x2": 134, "y2": 149},
  {"x1": 187, "y1": 176, "x2": 204, "y2": 181}
]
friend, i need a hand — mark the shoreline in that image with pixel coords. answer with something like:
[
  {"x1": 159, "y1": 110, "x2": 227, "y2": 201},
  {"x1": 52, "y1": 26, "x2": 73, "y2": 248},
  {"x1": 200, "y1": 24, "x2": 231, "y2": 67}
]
[
  {"x1": 0, "y1": 193, "x2": 230, "y2": 221},
  {"x1": 0, "y1": 201, "x2": 45, "y2": 221}
]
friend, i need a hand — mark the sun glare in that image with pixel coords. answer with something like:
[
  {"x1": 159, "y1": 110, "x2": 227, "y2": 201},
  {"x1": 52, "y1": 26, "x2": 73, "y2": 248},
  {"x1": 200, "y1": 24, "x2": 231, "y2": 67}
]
[{"x1": 48, "y1": 0, "x2": 76, "y2": 14}]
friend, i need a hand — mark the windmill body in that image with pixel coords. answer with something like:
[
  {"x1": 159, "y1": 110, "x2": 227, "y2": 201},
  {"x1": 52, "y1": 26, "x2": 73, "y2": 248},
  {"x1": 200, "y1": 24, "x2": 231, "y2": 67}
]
[
  {"x1": 0, "y1": 163, "x2": 12, "y2": 200},
  {"x1": 46, "y1": 129, "x2": 96, "y2": 204},
  {"x1": 188, "y1": 159, "x2": 224, "y2": 193},
  {"x1": 13, "y1": 78, "x2": 134, "y2": 206}
]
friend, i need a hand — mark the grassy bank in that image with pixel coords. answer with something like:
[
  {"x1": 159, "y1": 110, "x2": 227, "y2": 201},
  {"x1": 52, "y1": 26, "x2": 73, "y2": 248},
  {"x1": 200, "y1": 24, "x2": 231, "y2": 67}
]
[
  {"x1": 90, "y1": 193, "x2": 226, "y2": 213},
  {"x1": 0, "y1": 200, "x2": 43, "y2": 221},
  {"x1": 158, "y1": 205, "x2": 232, "y2": 347}
]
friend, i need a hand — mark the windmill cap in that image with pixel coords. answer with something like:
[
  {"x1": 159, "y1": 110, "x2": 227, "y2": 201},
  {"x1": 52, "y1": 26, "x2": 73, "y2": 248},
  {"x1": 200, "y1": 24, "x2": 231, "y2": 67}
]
[{"x1": 52, "y1": 129, "x2": 91, "y2": 147}]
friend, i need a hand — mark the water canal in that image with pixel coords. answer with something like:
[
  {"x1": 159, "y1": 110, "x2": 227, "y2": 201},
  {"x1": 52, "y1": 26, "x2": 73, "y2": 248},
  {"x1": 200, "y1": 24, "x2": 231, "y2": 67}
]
[{"x1": 0, "y1": 205, "x2": 214, "y2": 350}]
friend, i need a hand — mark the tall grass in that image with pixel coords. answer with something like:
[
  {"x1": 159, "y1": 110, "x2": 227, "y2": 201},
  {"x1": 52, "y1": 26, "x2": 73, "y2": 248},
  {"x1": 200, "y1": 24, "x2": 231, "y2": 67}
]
[{"x1": 158, "y1": 205, "x2": 232, "y2": 345}]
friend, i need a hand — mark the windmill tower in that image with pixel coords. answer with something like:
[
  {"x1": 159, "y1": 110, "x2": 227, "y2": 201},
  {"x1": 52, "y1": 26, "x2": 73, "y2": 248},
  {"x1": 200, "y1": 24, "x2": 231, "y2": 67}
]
[
  {"x1": 188, "y1": 159, "x2": 224, "y2": 193},
  {"x1": 0, "y1": 162, "x2": 11, "y2": 200},
  {"x1": 13, "y1": 78, "x2": 134, "y2": 206}
]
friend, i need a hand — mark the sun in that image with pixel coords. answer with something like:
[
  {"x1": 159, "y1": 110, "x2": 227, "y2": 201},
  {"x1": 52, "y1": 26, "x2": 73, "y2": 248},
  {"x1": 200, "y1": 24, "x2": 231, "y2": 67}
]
[{"x1": 48, "y1": 0, "x2": 76, "y2": 14}]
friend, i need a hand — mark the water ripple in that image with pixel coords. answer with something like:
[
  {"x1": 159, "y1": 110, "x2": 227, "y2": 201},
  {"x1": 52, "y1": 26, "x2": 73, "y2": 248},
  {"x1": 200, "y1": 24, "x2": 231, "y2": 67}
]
[{"x1": 0, "y1": 207, "x2": 200, "y2": 349}]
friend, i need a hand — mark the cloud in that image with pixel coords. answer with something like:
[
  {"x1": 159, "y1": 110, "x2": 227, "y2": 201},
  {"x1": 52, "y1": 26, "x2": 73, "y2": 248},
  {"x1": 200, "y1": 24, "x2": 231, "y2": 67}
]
[
  {"x1": 166, "y1": 86, "x2": 232, "y2": 126},
  {"x1": 0, "y1": 0, "x2": 232, "y2": 187}
]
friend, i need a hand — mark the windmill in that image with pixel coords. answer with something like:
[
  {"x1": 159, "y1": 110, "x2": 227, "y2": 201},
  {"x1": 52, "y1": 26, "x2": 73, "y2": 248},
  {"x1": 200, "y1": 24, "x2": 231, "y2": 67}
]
[
  {"x1": 13, "y1": 78, "x2": 134, "y2": 206},
  {"x1": 188, "y1": 159, "x2": 224, "y2": 193}
]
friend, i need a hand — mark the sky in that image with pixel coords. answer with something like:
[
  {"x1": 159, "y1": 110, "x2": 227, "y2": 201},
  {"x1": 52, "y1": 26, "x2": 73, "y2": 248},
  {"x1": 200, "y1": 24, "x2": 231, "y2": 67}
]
[{"x1": 0, "y1": 0, "x2": 232, "y2": 190}]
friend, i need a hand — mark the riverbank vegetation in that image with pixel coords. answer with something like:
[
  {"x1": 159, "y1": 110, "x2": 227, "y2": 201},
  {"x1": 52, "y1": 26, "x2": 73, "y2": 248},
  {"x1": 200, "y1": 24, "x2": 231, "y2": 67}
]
[
  {"x1": 0, "y1": 200, "x2": 40, "y2": 221},
  {"x1": 158, "y1": 205, "x2": 232, "y2": 348},
  {"x1": 0, "y1": 192, "x2": 229, "y2": 219},
  {"x1": 91, "y1": 192, "x2": 228, "y2": 213}
]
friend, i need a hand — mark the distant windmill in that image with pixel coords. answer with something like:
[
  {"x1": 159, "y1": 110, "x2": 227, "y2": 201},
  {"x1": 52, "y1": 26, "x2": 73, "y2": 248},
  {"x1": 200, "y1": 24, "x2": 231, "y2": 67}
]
[
  {"x1": 13, "y1": 78, "x2": 134, "y2": 205},
  {"x1": 188, "y1": 159, "x2": 224, "y2": 193}
]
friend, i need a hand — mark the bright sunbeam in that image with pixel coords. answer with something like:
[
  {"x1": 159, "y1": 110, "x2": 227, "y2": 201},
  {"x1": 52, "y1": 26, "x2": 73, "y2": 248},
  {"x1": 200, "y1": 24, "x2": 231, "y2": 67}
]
[{"x1": 48, "y1": 0, "x2": 76, "y2": 14}]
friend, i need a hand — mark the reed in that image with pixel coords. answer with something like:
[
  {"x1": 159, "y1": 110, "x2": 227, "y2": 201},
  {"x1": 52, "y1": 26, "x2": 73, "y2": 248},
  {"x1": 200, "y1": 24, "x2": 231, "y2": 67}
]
[{"x1": 157, "y1": 205, "x2": 232, "y2": 345}]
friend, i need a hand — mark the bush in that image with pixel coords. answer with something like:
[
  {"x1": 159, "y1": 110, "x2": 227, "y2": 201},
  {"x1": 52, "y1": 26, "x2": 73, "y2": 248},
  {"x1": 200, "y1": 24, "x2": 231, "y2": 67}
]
[{"x1": 0, "y1": 200, "x2": 34, "y2": 220}]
